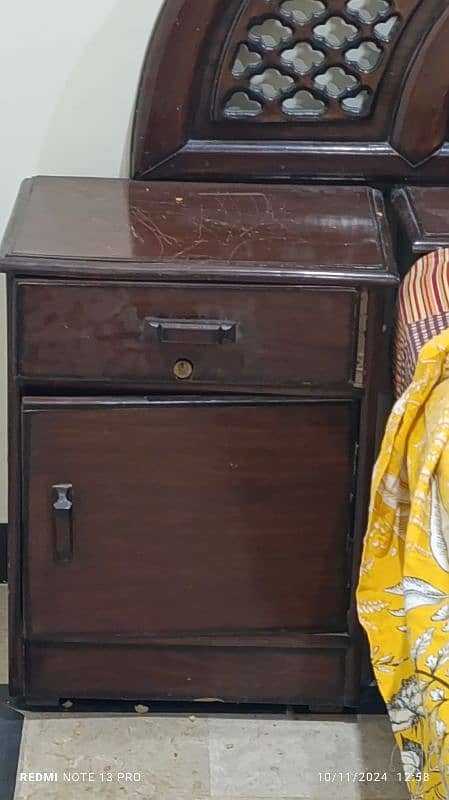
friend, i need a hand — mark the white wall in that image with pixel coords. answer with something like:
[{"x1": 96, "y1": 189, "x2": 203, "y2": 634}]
[{"x1": 0, "y1": 0, "x2": 165, "y2": 521}]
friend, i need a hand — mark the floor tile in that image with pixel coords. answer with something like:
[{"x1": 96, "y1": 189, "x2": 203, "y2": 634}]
[
  {"x1": 208, "y1": 715, "x2": 408, "y2": 799},
  {"x1": 14, "y1": 715, "x2": 210, "y2": 799}
]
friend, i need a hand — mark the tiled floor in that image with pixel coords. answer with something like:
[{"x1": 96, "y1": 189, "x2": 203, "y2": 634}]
[{"x1": 0, "y1": 585, "x2": 408, "y2": 800}]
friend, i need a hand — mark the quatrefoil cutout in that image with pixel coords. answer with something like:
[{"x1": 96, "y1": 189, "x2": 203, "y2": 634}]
[
  {"x1": 280, "y1": 0, "x2": 326, "y2": 25},
  {"x1": 248, "y1": 18, "x2": 292, "y2": 50},
  {"x1": 345, "y1": 41, "x2": 383, "y2": 73},
  {"x1": 281, "y1": 42, "x2": 326, "y2": 75},
  {"x1": 314, "y1": 66, "x2": 359, "y2": 98},
  {"x1": 249, "y1": 68, "x2": 295, "y2": 100},
  {"x1": 313, "y1": 16, "x2": 359, "y2": 49},
  {"x1": 346, "y1": 0, "x2": 391, "y2": 24}
]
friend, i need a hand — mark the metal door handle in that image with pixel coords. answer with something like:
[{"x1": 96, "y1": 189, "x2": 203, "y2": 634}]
[{"x1": 52, "y1": 484, "x2": 73, "y2": 563}]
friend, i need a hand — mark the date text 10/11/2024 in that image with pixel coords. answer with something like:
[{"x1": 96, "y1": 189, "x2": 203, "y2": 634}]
[{"x1": 318, "y1": 772, "x2": 430, "y2": 784}]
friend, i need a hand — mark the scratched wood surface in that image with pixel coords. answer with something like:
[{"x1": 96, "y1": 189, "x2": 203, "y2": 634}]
[{"x1": 2, "y1": 177, "x2": 391, "y2": 271}]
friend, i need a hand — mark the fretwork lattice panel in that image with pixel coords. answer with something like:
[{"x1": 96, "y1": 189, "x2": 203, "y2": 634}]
[{"x1": 215, "y1": 0, "x2": 421, "y2": 122}]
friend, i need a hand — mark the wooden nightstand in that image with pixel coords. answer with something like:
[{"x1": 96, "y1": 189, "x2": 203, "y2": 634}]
[{"x1": 0, "y1": 177, "x2": 397, "y2": 707}]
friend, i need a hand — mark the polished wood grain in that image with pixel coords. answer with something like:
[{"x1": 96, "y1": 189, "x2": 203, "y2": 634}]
[
  {"x1": 1, "y1": 178, "x2": 394, "y2": 281},
  {"x1": 143, "y1": 142, "x2": 449, "y2": 184},
  {"x1": 392, "y1": 185, "x2": 449, "y2": 259},
  {"x1": 391, "y1": 8, "x2": 449, "y2": 166},
  {"x1": 131, "y1": 0, "x2": 449, "y2": 181},
  {"x1": 23, "y1": 399, "x2": 356, "y2": 639},
  {"x1": 18, "y1": 281, "x2": 360, "y2": 389},
  {"x1": 26, "y1": 643, "x2": 346, "y2": 704},
  {"x1": 2, "y1": 174, "x2": 397, "y2": 707}
]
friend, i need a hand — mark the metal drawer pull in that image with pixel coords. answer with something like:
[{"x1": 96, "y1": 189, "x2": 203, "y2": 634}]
[
  {"x1": 144, "y1": 318, "x2": 238, "y2": 345},
  {"x1": 52, "y1": 484, "x2": 73, "y2": 563}
]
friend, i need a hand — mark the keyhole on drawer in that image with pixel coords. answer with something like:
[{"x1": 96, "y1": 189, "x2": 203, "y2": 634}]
[{"x1": 173, "y1": 359, "x2": 194, "y2": 380}]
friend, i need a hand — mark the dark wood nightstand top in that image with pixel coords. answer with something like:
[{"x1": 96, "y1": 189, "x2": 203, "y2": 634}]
[
  {"x1": 392, "y1": 185, "x2": 449, "y2": 255},
  {"x1": 1, "y1": 177, "x2": 397, "y2": 285}
]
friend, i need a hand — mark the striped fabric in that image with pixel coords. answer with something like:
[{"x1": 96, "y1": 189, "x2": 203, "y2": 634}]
[{"x1": 393, "y1": 249, "x2": 449, "y2": 398}]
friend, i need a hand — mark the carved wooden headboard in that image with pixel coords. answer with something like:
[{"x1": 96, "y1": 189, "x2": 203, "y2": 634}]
[{"x1": 131, "y1": 0, "x2": 449, "y2": 183}]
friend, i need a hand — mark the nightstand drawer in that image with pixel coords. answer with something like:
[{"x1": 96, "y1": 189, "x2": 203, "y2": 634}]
[{"x1": 17, "y1": 281, "x2": 361, "y2": 389}]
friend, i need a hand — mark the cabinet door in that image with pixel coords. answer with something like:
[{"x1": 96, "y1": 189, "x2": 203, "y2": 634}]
[{"x1": 23, "y1": 398, "x2": 357, "y2": 640}]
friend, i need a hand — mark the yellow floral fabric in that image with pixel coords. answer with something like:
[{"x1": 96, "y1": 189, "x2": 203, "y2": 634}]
[{"x1": 357, "y1": 329, "x2": 449, "y2": 800}]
